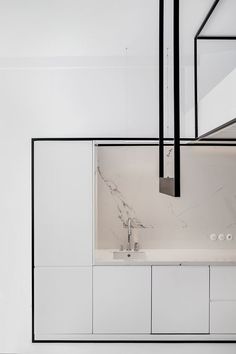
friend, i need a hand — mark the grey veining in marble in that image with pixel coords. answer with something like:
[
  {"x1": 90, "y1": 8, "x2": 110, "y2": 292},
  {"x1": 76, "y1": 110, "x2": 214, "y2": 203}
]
[
  {"x1": 96, "y1": 146, "x2": 236, "y2": 250},
  {"x1": 97, "y1": 166, "x2": 153, "y2": 229}
]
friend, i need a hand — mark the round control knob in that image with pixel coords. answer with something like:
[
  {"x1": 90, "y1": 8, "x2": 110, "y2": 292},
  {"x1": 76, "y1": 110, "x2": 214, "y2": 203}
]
[
  {"x1": 210, "y1": 233, "x2": 217, "y2": 241},
  {"x1": 218, "y1": 233, "x2": 225, "y2": 241},
  {"x1": 226, "y1": 234, "x2": 233, "y2": 241}
]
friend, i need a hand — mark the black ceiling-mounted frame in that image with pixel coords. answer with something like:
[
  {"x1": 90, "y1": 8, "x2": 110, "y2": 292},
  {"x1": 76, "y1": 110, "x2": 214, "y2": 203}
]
[
  {"x1": 194, "y1": 0, "x2": 236, "y2": 140},
  {"x1": 159, "y1": 0, "x2": 180, "y2": 197},
  {"x1": 159, "y1": 0, "x2": 236, "y2": 196}
]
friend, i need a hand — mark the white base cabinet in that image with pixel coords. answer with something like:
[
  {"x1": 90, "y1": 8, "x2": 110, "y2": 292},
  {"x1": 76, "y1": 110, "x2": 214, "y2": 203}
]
[
  {"x1": 93, "y1": 266, "x2": 151, "y2": 334},
  {"x1": 152, "y1": 266, "x2": 209, "y2": 334},
  {"x1": 35, "y1": 267, "x2": 92, "y2": 335},
  {"x1": 211, "y1": 302, "x2": 236, "y2": 334},
  {"x1": 34, "y1": 263, "x2": 236, "y2": 339},
  {"x1": 210, "y1": 266, "x2": 236, "y2": 334}
]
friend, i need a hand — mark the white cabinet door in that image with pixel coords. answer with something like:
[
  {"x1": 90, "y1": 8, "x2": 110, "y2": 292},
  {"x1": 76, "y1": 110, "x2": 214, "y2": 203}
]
[
  {"x1": 34, "y1": 140, "x2": 93, "y2": 266},
  {"x1": 35, "y1": 267, "x2": 92, "y2": 336},
  {"x1": 210, "y1": 266, "x2": 236, "y2": 300},
  {"x1": 93, "y1": 266, "x2": 151, "y2": 334},
  {"x1": 211, "y1": 302, "x2": 236, "y2": 334},
  {"x1": 210, "y1": 266, "x2": 236, "y2": 333},
  {"x1": 152, "y1": 266, "x2": 209, "y2": 334}
]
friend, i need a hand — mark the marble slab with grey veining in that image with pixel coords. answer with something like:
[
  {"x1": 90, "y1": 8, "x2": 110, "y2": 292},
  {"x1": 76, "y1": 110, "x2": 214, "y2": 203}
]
[{"x1": 96, "y1": 146, "x2": 236, "y2": 250}]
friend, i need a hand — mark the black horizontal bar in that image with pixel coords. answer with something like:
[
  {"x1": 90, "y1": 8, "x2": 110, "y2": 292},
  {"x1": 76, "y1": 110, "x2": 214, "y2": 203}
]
[
  {"x1": 33, "y1": 339, "x2": 236, "y2": 343},
  {"x1": 198, "y1": 36, "x2": 236, "y2": 40},
  {"x1": 32, "y1": 137, "x2": 197, "y2": 142},
  {"x1": 96, "y1": 143, "x2": 236, "y2": 147},
  {"x1": 32, "y1": 137, "x2": 236, "y2": 145},
  {"x1": 32, "y1": 137, "x2": 160, "y2": 142}
]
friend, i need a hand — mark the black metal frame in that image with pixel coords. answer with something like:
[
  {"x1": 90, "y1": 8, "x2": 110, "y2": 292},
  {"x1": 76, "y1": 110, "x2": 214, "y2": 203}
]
[
  {"x1": 159, "y1": 0, "x2": 181, "y2": 197},
  {"x1": 32, "y1": 137, "x2": 236, "y2": 343},
  {"x1": 194, "y1": 0, "x2": 236, "y2": 139}
]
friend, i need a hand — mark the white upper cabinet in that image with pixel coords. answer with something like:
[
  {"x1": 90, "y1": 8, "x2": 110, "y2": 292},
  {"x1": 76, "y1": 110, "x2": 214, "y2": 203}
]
[
  {"x1": 152, "y1": 266, "x2": 209, "y2": 334},
  {"x1": 34, "y1": 140, "x2": 93, "y2": 266},
  {"x1": 93, "y1": 266, "x2": 151, "y2": 334}
]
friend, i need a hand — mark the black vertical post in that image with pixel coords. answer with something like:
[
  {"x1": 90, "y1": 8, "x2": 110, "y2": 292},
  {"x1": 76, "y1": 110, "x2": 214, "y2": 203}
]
[
  {"x1": 31, "y1": 139, "x2": 35, "y2": 342},
  {"x1": 159, "y1": 0, "x2": 181, "y2": 197},
  {"x1": 194, "y1": 37, "x2": 198, "y2": 138},
  {"x1": 159, "y1": 0, "x2": 164, "y2": 178},
  {"x1": 173, "y1": 0, "x2": 180, "y2": 197}
]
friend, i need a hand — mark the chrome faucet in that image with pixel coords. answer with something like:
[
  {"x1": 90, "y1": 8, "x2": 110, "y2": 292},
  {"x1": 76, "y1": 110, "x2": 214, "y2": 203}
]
[{"x1": 127, "y1": 218, "x2": 132, "y2": 251}]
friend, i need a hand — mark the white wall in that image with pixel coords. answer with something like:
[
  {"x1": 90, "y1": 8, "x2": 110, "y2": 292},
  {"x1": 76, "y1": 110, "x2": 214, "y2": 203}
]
[
  {"x1": 1, "y1": 0, "x2": 236, "y2": 353},
  {"x1": 0, "y1": 0, "x2": 159, "y2": 140}
]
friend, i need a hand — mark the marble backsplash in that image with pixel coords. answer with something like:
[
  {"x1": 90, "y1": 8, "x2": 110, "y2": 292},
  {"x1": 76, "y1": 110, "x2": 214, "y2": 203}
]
[{"x1": 96, "y1": 145, "x2": 236, "y2": 249}]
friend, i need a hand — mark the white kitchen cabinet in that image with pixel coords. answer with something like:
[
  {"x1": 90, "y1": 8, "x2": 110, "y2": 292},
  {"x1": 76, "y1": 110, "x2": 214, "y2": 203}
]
[
  {"x1": 93, "y1": 266, "x2": 151, "y2": 334},
  {"x1": 35, "y1": 267, "x2": 92, "y2": 336},
  {"x1": 210, "y1": 266, "x2": 236, "y2": 300},
  {"x1": 211, "y1": 302, "x2": 236, "y2": 334},
  {"x1": 34, "y1": 140, "x2": 93, "y2": 266},
  {"x1": 152, "y1": 266, "x2": 209, "y2": 334},
  {"x1": 210, "y1": 266, "x2": 236, "y2": 334}
]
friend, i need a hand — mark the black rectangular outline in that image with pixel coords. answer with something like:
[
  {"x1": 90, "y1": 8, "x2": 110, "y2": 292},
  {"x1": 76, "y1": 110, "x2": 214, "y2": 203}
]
[
  {"x1": 32, "y1": 137, "x2": 236, "y2": 343},
  {"x1": 194, "y1": 0, "x2": 236, "y2": 140}
]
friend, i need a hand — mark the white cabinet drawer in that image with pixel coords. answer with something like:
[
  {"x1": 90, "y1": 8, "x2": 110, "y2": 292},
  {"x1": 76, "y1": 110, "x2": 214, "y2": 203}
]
[
  {"x1": 210, "y1": 266, "x2": 236, "y2": 300},
  {"x1": 152, "y1": 266, "x2": 209, "y2": 334},
  {"x1": 211, "y1": 301, "x2": 236, "y2": 334},
  {"x1": 93, "y1": 266, "x2": 151, "y2": 334}
]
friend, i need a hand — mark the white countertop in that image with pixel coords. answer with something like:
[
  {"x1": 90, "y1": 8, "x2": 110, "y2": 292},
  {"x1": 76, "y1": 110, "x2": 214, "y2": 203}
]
[{"x1": 94, "y1": 249, "x2": 236, "y2": 265}]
